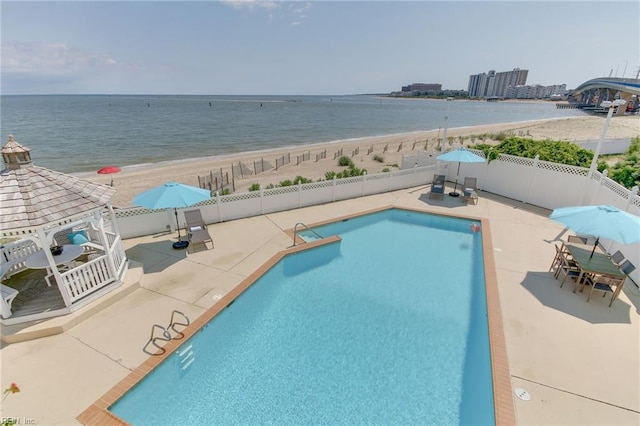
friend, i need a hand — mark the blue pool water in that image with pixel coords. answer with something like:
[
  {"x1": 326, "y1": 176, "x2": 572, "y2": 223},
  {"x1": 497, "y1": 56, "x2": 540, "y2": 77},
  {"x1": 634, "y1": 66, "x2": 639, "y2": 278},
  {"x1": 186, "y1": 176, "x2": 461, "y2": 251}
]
[{"x1": 110, "y1": 209, "x2": 494, "y2": 424}]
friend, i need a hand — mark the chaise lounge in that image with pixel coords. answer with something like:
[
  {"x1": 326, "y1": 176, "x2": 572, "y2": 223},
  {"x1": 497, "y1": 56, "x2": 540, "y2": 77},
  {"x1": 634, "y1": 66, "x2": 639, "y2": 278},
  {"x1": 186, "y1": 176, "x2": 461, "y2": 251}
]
[{"x1": 184, "y1": 209, "x2": 214, "y2": 251}]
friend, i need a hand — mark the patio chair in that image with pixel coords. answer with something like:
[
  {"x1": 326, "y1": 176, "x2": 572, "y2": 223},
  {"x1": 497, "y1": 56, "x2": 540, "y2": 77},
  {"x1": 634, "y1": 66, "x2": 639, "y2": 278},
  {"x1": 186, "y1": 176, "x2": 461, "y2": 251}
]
[
  {"x1": 585, "y1": 260, "x2": 635, "y2": 307},
  {"x1": 549, "y1": 243, "x2": 577, "y2": 278},
  {"x1": 429, "y1": 174, "x2": 445, "y2": 200},
  {"x1": 461, "y1": 177, "x2": 478, "y2": 205},
  {"x1": 567, "y1": 235, "x2": 588, "y2": 244},
  {"x1": 184, "y1": 209, "x2": 214, "y2": 250},
  {"x1": 609, "y1": 250, "x2": 625, "y2": 266},
  {"x1": 555, "y1": 246, "x2": 581, "y2": 288},
  {"x1": 619, "y1": 260, "x2": 636, "y2": 276}
]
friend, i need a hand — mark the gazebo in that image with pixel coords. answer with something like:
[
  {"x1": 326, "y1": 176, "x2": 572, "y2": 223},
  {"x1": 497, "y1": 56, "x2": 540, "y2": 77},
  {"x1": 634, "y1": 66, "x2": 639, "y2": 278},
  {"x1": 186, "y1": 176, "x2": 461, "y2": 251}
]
[{"x1": 0, "y1": 135, "x2": 128, "y2": 324}]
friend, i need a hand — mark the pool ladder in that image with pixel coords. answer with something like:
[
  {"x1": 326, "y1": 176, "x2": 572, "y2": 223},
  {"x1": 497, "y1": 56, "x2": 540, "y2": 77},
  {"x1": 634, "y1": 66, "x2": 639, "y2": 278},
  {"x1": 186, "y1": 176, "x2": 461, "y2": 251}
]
[
  {"x1": 143, "y1": 310, "x2": 190, "y2": 356},
  {"x1": 292, "y1": 222, "x2": 323, "y2": 247}
]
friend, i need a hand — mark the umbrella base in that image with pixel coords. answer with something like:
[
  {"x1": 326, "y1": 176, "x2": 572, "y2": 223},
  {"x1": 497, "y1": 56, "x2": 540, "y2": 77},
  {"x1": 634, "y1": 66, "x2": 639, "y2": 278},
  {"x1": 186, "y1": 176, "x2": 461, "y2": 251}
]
[
  {"x1": 172, "y1": 241, "x2": 189, "y2": 250},
  {"x1": 448, "y1": 192, "x2": 460, "y2": 197}
]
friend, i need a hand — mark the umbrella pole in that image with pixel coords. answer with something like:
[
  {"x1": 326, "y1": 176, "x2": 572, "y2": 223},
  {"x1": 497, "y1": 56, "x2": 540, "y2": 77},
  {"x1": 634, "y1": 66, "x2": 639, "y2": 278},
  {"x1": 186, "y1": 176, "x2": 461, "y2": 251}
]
[
  {"x1": 174, "y1": 208, "x2": 181, "y2": 241},
  {"x1": 449, "y1": 162, "x2": 461, "y2": 196},
  {"x1": 590, "y1": 237, "x2": 599, "y2": 258}
]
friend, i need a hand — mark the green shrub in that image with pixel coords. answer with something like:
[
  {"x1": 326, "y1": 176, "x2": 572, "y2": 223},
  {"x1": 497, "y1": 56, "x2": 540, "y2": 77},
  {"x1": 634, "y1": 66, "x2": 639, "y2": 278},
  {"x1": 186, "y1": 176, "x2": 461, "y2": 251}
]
[
  {"x1": 279, "y1": 179, "x2": 293, "y2": 187},
  {"x1": 338, "y1": 156, "x2": 354, "y2": 167},
  {"x1": 219, "y1": 188, "x2": 231, "y2": 195},
  {"x1": 293, "y1": 176, "x2": 312, "y2": 184},
  {"x1": 382, "y1": 167, "x2": 390, "y2": 172},
  {"x1": 325, "y1": 171, "x2": 336, "y2": 180},
  {"x1": 249, "y1": 183, "x2": 260, "y2": 191},
  {"x1": 265, "y1": 183, "x2": 275, "y2": 189}
]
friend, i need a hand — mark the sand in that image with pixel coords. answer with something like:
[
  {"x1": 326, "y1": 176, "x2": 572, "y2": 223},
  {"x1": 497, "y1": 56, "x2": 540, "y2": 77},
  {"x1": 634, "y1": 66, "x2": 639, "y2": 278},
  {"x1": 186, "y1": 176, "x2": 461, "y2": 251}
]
[{"x1": 86, "y1": 115, "x2": 638, "y2": 208}]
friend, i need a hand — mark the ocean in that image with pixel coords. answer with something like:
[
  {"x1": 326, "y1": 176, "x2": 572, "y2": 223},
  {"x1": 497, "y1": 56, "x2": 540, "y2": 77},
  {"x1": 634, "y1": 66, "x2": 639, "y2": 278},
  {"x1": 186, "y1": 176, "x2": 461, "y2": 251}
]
[{"x1": 0, "y1": 95, "x2": 583, "y2": 174}]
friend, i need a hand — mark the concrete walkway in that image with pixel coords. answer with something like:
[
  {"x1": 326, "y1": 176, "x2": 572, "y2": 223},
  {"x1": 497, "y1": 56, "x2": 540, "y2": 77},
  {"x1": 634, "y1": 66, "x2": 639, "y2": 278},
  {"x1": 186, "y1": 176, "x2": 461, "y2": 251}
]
[{"x1": 1, "y1": 185, "x2": 638, "y2": 425}]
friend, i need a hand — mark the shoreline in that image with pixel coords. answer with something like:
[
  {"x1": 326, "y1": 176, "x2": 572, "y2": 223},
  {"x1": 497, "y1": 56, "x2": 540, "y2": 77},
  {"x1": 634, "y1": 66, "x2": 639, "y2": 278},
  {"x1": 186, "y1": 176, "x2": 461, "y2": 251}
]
[{"x1": 84, "y1": 115, "x2": 638, "y2": 208}]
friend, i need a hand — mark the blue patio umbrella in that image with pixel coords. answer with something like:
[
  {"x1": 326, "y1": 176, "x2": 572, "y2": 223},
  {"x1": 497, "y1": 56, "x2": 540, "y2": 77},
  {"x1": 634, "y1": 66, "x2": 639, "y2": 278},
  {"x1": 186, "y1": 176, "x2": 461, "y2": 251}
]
[
  {"x1": 133, "y1": 181, "x2": 212, "y2": 247},
  {"x1": 549, "y1": 205, "x2": 640, "y2": 257},
  {"x1": 436, "y1": 148, "x2": 485, "y2": 196}
]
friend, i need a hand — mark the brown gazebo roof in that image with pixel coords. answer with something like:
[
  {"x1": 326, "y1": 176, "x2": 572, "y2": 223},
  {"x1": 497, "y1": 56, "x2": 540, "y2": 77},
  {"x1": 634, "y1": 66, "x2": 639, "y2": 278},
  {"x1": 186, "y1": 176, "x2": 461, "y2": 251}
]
[{"x1": 0, "y1": 136, "x2": 116, "y2": 230}]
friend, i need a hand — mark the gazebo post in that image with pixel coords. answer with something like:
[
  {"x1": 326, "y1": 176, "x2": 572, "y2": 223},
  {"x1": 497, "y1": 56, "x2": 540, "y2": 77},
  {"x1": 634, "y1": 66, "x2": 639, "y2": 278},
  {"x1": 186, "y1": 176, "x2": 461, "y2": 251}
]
[
  {"x1": 97, "y1": 214, "x2": 118, "y2": 280},
  {"x1": 35, "y1": 227, "x2": 72, "y2": 308}
]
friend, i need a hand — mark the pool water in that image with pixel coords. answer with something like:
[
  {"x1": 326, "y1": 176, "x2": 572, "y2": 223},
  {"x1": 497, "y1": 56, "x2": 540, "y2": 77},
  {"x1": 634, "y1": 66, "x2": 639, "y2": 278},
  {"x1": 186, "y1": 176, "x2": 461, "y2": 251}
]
[{"x1": 110, "y1": 209, "x2": 494, "y2": 424}]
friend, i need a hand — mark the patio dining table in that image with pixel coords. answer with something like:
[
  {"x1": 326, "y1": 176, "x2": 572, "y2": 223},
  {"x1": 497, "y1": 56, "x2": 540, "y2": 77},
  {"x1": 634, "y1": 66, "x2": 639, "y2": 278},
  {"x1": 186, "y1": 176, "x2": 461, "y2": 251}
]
[
  {"x1": 25, "y1": 244, "x2": 84, "y2": 286},
  {"x1": 564, "y1": 243, "x2": 626, "y2": 294}
]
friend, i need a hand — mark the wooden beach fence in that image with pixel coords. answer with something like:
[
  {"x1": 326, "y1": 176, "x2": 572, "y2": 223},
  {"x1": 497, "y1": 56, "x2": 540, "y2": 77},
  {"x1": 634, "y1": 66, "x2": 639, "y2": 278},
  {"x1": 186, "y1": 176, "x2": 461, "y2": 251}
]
[
  {"x1": 397, "y1": 142, "x2": 403, "y2": 152},
  {"x1": 383, "y1": 144, "x2": 388, "y2": 153},
  {"x1": 296, "y1": 151, "x2": 311, "y2": 166},
  {"x1": 315, "y1": 150, "x2": 327, "y2": 162},
  {"x1": 198, "y1": 168, "x2": 234, "y2": 193},
  {"x1": 333, "y1": 148, "x2": 343, "y2": 160},
  {"x1": 231, "y1": 161, "x2": 253, "y2": 179},
  {"x1": 351, "y1": 147, "x2": 359, "y2": 157},
  {"x1": 275, "y1": 152, "x2": 291, "y2": 171},
  {"x1": 367, "y1": 145, "x2": 373, "y2": 155},
  {"x1": 253, "y1": 158, "x2": 273, "y2": 175}
]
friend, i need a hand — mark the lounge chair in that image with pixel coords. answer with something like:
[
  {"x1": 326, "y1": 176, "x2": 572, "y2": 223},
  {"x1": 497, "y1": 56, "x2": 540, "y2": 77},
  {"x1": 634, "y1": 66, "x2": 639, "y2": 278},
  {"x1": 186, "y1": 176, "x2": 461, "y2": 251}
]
[
  {"x1": 429, "y1": 174, "x2": 445, "y2": 200},
  {"x1": 184, "y1": 209, "x2": 214, "y2": 250},
  {"x1": 461, "y1": 177, "x2": 478, "y2": 205}
]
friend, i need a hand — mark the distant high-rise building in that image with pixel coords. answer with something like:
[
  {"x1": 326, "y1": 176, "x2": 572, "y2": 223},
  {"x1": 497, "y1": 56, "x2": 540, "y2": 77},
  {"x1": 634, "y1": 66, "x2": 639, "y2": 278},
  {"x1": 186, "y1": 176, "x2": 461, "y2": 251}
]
[
  {"x1": 468, "y1": 68, "x2": 528, "y2": 98},
  {"x1": 401, "y1": 83, "x2": 442, "y2": 93}
]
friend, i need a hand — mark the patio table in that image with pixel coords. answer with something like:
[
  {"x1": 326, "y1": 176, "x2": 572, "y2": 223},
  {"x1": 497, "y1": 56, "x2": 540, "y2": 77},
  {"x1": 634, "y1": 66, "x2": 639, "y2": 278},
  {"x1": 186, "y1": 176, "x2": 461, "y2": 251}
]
[
  {"x1": 25, "y1": 244, "x2": 84, "y2": 286},
  {"x1": 564, "y1": 243, "x2": 626, "y2": 294}
]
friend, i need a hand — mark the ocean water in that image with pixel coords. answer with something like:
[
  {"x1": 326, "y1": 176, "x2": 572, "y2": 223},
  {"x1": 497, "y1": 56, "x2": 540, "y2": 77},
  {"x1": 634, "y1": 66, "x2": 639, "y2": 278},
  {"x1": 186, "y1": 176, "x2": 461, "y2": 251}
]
[{"x1": 0, "y1": 94, "x2": 583, "y2": 173}]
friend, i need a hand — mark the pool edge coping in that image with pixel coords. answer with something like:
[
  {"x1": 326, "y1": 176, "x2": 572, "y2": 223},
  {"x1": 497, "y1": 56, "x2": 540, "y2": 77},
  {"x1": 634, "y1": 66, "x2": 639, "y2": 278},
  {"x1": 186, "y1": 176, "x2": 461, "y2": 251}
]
[{"x1": 78, "y1": 206, "x2": 515, "y2": 425}]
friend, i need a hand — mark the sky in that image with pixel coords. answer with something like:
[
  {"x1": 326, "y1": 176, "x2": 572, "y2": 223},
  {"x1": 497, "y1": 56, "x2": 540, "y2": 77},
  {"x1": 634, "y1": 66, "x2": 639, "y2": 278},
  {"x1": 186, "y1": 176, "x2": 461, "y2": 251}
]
[{"x1": 2, "y1": 1, "x2": 639, "y2": 95}]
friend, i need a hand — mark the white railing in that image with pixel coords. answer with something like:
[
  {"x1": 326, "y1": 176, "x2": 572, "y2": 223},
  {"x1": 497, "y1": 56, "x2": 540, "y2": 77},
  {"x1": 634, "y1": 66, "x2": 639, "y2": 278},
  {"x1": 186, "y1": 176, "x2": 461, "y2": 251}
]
[
  {"x1": 61, "y1": 256, "x2": 114, "y2": 303},
  {"x1": 1, "y1": 239, "x2": 39, "y2": 278},
  {"x1": 109, "y1": 235, "x2": 126, "y2": 275}
]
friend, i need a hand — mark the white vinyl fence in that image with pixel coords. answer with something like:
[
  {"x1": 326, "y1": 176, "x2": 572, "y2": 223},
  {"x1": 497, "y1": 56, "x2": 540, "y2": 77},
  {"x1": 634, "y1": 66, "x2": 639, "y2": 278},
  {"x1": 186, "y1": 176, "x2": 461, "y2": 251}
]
[{"x1": 115, "y1": 150, "x2": 640, "y2": 283}]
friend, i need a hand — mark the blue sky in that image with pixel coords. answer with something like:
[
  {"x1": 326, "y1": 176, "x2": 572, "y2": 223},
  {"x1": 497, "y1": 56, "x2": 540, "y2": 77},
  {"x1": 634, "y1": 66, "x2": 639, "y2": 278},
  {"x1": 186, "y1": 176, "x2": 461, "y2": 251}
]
[{"x1": 2, "y1": 1, "x2": 638, "y2": 95}]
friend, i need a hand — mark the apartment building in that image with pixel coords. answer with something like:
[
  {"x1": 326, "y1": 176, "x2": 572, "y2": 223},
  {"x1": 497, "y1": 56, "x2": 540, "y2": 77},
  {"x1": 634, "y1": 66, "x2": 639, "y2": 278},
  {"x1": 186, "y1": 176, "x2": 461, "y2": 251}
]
[{"x1": 468, "y1": 68, "x2": 529, "y2": 98}]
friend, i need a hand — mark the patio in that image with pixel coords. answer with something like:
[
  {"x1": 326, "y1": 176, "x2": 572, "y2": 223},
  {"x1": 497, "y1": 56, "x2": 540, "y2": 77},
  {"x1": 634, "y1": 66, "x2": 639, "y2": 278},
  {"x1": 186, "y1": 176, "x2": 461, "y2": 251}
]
[{"x1": 1, "y1": 187, "x2": 638, "y2": 425}]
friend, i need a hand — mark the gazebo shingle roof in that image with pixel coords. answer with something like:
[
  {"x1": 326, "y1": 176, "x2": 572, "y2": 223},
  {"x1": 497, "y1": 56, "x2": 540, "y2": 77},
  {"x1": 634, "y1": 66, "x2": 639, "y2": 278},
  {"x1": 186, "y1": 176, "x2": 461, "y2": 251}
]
[{"x1": 1, "y1": 164, "x2": 116, "y2": 230}]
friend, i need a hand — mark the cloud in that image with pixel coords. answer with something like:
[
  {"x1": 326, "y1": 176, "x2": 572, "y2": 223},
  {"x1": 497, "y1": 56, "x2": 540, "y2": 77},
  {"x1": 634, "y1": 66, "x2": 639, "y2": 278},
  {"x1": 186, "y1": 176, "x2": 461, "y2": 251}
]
[
  {"x1": 220, "y1": 0, "x2": 280, "y2": 11},
  {"x1": 2, "y1": 41, "x2": 118, "y2": 76}
]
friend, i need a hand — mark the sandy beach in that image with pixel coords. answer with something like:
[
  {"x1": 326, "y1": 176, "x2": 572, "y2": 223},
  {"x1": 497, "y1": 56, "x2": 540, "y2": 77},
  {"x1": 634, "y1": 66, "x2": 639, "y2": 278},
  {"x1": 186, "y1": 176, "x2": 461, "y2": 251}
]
[{"x1": 87, "y1": 115, "x2": 638, "y2": 208}]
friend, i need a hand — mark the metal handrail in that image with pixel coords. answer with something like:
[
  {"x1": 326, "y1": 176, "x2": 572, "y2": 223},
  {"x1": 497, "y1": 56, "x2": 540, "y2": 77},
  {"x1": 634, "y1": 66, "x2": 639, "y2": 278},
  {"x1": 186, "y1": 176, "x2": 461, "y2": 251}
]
[
  {"x1": 143, "y1": 310, "x2": 191, "y2": 355},
  {"x1": 292, "y1": 222, "x2": 323, "y2": 247}
]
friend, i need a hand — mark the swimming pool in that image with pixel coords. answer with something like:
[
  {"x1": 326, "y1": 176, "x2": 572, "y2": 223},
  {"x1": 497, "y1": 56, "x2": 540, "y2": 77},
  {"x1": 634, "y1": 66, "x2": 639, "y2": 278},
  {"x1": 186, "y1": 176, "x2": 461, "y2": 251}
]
[{"x1": 109, "y1": 208, "x2": 494, "y2": 424}]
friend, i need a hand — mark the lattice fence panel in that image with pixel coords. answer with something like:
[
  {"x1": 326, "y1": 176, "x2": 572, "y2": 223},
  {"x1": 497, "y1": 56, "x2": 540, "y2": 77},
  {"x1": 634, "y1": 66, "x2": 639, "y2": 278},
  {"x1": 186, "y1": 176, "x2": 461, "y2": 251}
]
[
  {"x1": 301, "y1": 181, "x2": 333, "y2": 191},
  {"x1": 219, "y1": 191, "x2": 261, "y2": 203},
  {"x1": 263, "y1": 185, "x2": 299, "y2": 196},
  {"x1": 536, "y1": 161, "x2": 587, "y2": 176},
  {"x1": 498, "y1": 153, "x2": 535, "y2": 167}
]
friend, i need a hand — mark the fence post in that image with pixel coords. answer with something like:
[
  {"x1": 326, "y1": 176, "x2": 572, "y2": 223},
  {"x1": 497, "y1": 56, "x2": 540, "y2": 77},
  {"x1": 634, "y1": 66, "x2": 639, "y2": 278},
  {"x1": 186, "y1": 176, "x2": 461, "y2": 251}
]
[
  {"x1": 298, "y1": 181, "x2": 302, "y2": 208},
  {"x1": 361, "y1": 172, "x2": 367, "y2": 197},
  {"x1": 523, "y1": 154, "x2": 539, "y2": 204},
  {"x1": 626, "y1": 185, "x2": 639, "y2": 212},
  {"x1": 260, "y1": 187, "x2": 265, "y2": 215},
  {"x1": 216, "y1": 191, "x2": 223, "y2": 222},
  {"x1": 332, "y1": 176, "x2": 337, "y2": 202}
]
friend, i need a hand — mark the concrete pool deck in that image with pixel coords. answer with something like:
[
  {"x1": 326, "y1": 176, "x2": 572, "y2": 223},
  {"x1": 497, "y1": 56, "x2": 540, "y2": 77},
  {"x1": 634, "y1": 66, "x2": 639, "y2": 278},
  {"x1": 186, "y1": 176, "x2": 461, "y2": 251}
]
[{"x1": 1, "y1": 185, "x2": 639, "y2": 425}]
